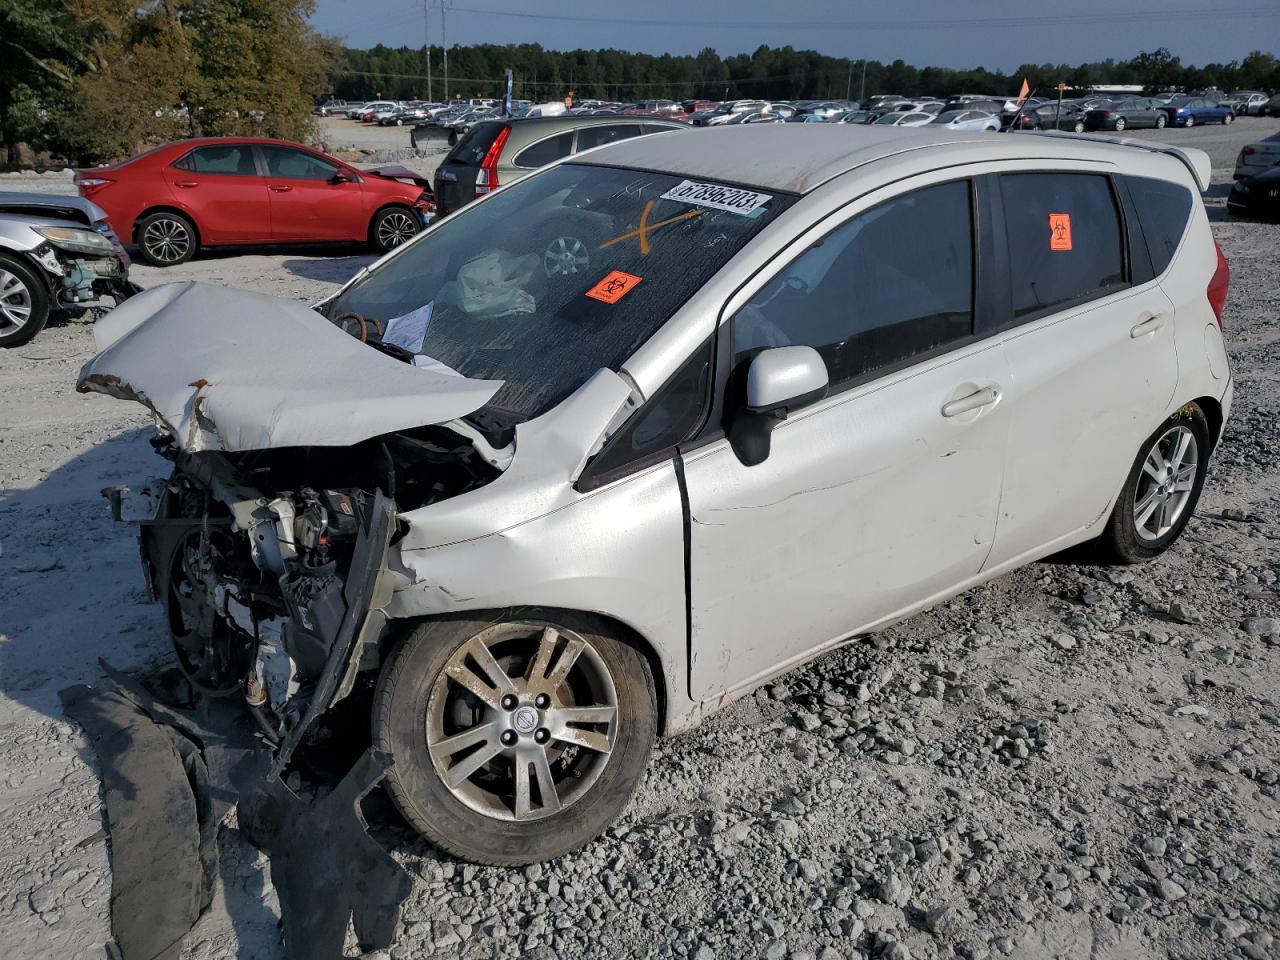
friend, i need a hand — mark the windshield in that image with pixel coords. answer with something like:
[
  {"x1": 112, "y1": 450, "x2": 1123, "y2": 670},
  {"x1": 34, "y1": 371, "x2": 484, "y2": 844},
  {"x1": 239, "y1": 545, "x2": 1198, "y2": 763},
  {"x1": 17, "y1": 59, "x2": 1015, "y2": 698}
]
[{"x1": 326, "y1": 163, "x2": 795, "y2": 421}]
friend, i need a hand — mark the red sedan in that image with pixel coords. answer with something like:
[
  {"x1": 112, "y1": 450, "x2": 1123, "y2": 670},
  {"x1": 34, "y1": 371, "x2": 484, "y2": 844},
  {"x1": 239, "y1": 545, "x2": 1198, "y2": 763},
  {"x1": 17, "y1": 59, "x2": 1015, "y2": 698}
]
[{"x1": 75, "y1": 138, "x2": 432, "y2": 266}]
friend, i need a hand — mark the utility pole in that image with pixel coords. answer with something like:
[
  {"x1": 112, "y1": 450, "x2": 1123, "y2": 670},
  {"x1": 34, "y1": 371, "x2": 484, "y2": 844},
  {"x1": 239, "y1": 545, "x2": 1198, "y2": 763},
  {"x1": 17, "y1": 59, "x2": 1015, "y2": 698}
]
[
  {"x1": 441, "y1": 0, "x2": 449, "y2": 102},
  {"x1": 421, "y1": 0, "x2": 432, "y2": 101},
  {"x1": 859, "y1": 59, "x2": 867, "y2": 102},
  {"x1": 846, "y1": 60, "x2": 853, "y2": 100}
]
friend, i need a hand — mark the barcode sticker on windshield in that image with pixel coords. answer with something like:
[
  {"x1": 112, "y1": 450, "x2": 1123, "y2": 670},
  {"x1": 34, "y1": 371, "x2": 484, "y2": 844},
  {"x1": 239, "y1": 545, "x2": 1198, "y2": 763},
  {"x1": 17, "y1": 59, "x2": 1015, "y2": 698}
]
[{"x1": 660, "y1": 180, "x2": 773, "y2": 216}]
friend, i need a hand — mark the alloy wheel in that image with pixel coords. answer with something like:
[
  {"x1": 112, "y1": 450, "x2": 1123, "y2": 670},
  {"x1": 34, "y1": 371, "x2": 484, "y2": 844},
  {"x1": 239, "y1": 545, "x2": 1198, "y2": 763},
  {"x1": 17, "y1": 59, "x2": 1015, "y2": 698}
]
[
  {"x1": 377, "y1": 211, "x2": 417, "y2": 248},
  {"x1": 543, "y1": 236, "x2": 589, "y2": 277},
  {"x1": 143, "y1": 217, "x2": 192, "y2": 264},
  {"x1": 0, "y1": 268, "x2": 33, "y2": 335},
  {"x1": 1132, "y1": 424, "x2": 1198, "y2": 543},
  {"x1": 425, "y1": 623, "x2": 618, "y2": 822}
]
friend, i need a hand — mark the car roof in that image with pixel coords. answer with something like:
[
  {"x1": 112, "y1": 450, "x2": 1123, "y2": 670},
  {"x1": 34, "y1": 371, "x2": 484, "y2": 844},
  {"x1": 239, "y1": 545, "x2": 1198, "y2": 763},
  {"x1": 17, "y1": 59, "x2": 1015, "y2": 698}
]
[{"x1": 569, "y1": 125, "x2": 1209, "y2": 194}]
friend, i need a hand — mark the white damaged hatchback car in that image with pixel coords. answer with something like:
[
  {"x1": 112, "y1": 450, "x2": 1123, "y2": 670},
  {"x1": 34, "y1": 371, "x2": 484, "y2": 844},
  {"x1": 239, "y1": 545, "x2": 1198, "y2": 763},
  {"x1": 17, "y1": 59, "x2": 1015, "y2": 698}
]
[{"x1": 83, "y1": 126, "x2": 1233, "y2": 864}]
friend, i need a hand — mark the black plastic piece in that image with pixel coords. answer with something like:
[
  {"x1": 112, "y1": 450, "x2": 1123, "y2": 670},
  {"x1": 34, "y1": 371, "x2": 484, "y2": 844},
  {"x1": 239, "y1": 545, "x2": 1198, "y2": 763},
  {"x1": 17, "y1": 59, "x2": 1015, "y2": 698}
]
[{"x1": 281, "y1": 572, "x2": 348, "y2": 677}]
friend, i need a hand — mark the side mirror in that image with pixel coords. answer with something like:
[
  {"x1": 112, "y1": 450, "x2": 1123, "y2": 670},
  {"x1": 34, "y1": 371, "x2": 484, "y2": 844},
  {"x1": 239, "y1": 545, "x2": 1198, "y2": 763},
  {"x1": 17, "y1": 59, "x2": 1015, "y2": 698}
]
[
  {"x1": 330, "y1": 170, "x2": 355, "y2": 184},
  {"x1": 729, "y1": 345, "x2": 829, "y2": 467}
]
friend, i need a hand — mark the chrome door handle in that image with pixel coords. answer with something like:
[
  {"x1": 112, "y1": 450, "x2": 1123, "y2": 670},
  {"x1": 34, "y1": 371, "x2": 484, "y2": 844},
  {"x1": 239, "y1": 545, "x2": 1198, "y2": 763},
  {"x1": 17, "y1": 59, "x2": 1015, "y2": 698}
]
[
  {"x1": 1130, "y1": 314, "x2": 1166, "y2": 338},
  {"x1": 942, "y1": 386, "x2": 1001, "y2": 418}
]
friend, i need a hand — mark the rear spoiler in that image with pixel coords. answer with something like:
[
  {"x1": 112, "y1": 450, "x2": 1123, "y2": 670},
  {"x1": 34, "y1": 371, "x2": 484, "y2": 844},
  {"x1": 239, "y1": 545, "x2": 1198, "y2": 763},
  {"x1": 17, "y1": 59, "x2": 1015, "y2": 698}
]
[{"x1": 1023, "y1": 130, "x2": 1213, "y2": 193}]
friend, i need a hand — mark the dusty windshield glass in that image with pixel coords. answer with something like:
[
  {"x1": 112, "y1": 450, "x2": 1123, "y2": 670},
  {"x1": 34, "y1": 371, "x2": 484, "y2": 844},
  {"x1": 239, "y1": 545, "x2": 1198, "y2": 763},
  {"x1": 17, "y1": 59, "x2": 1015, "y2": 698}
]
[{"x1": 327, "y1": 163, "x2": 794, "y2": 420}]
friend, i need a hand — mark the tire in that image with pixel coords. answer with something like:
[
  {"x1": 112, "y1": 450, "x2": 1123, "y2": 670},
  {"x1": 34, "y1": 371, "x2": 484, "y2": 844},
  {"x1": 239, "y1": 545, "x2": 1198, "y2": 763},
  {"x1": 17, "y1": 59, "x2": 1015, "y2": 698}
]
[
  {"x1": 370, "y1": 206, "x2": 420, "y2": 252},
  {"x1": 135, "y1": 210, "x2": 197, "y2": 266},
  {"x1": 1114, "y1": 117, "x2": 1126, "y2": 131},
  {"x1": 1156, "y1": 113, "x2": 1167, "y2": 129},
  {"x1": 535, "y1": 214, "x2": 609, "y2": 281},
  {"x1": 0, "y1": 253, "x2": 51, "y2": 348},
  {"x1": 1185, "y1": 115, "x2": 1195, "y2": 128},
  {"x1": 373, "y1": 614, "x2": 657, "y2": 865},
  {"x1": 1223, "y1": 112, "x2": 1233, "y2": 125},
  {"x1": 1093, "y1": 403, "x2": 1211, "y2": 564},
  {"x1": 1073, "y1": 120, "x2": 1085, "y2": 132}
]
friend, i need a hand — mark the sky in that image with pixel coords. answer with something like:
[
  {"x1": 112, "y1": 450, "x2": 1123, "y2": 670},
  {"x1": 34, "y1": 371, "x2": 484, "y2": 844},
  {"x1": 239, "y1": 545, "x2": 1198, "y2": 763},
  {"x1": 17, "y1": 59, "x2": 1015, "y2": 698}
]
[{"x1": 309, "y1": 0, "x2": 1279, "y2": 72}]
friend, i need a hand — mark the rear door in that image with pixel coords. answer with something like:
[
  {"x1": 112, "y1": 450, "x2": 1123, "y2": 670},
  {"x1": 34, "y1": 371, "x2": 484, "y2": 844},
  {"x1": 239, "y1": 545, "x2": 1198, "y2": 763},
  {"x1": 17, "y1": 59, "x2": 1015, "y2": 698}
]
[
  {"x1": 985, "y1": 170, "x2": 1179, "y2": 567},
  {"x1": 257, "y1": 145, "x2": 366, "y2": 241},
  {"x1": 164, "y1": 144, "x2": 271, "y2": 243}
]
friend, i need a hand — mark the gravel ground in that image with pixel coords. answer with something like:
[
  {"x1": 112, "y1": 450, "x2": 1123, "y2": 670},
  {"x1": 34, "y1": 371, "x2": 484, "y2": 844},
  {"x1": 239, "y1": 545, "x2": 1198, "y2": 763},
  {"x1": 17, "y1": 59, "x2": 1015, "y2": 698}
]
[{"x1": 0, "y1": 121, "x2": 1277, "y2": 960}]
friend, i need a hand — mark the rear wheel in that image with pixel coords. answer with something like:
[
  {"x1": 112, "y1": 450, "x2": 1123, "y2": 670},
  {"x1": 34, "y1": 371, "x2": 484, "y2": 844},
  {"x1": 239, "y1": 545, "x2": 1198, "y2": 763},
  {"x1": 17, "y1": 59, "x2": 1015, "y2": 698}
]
[
  {"x1": 1073, "y1": 120, "x2": 1085, "y2": 132},
  {"x1": 1223, "y1": 112, "x2": 1234, "y2": 125},
  {"x1": 136, "y1": 211, "x2": 197, "y2": 266},
  {"x1": 1185, "y1": 115, "x2": 1196, "y2": 127},
  {"x1": 373, "y1": 615, "x2": 657, "y2": 865},
  {"x1": 0, "y1": 254, "x2": 50, "y2": 348},
  {"x1": 370, "y1": 206, "x2": 420, "y2": 252},
  {"x1": 1155, "y1": 113, "x2": 1167, "y2": 129},
  {"x1": 1094, "y1": 404, "x2": 1210, "y2": 564},
  {"x1": 1114, "y1": 116, "x2": 1127, "y2": 131}
]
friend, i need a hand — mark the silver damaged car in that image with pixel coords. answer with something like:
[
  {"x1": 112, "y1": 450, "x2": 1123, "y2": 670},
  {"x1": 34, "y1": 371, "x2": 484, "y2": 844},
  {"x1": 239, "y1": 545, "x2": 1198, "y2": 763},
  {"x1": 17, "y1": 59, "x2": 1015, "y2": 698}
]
[{"x1": 84, "y1": 126, "x2": 1233, "y2": 864}]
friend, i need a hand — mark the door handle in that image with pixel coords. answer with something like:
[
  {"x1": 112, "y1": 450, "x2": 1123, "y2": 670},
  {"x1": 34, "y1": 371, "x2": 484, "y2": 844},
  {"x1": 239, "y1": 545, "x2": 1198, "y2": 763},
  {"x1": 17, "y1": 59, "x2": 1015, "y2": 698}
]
[
  {"x1": 942, "y1": 386, "x2": 1001, "y2": 418},
  {"x1": 268, "y1": 184, "x2": 293, "y2": 193},
  {"x1": 174, "y1": 180, "x2": 198, "y2": 188},
  {"x1": 1130, "y1": 314, "x2": 1166, "y2": 338}
]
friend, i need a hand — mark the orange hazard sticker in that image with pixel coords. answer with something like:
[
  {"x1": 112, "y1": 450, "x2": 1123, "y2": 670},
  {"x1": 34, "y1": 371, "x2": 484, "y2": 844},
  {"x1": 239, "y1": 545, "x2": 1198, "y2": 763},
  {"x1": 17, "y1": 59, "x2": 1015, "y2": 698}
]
[
  {"x1": 585, "y1": 270, "x2": 642, "y2": 304},
  {"x1": 1048, "y1": 212, "x2": 1073, "y2": 251}
]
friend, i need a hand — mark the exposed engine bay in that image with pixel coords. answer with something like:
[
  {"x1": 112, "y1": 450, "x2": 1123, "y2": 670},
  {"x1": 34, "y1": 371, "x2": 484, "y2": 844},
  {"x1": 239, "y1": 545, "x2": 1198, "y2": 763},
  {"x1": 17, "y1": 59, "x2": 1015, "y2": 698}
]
[{"x1": 112, "y1": 425, "x2": 500, "y2": 757}]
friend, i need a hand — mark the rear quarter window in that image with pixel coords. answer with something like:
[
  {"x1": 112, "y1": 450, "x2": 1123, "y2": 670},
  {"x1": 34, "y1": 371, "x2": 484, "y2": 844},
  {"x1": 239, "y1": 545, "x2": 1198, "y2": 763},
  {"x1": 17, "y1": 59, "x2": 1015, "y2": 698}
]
[
  {"x1": 1124, "y1": 175, "x2": 1194, "y2": 276},
  {"x1": 512, "y1": 131, "x2": 573, "y2": 169}
]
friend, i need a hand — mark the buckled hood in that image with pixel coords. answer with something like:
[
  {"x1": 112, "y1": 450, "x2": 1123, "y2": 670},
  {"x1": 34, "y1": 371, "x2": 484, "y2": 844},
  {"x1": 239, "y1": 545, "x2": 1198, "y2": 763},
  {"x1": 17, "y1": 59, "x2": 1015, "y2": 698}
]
[{"x1": 77, "y1": 282, "x2": 502, "y2": 453}]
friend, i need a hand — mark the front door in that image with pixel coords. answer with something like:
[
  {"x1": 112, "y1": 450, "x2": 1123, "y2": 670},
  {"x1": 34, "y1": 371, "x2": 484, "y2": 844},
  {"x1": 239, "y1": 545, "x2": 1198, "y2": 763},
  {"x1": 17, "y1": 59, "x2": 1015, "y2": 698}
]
[
  {"x1": 682, "y1": 178, "x2": 1011, "y2": 699},
  {"x1": 257, "y1": 145, "x2": 367, "y2": 242}
]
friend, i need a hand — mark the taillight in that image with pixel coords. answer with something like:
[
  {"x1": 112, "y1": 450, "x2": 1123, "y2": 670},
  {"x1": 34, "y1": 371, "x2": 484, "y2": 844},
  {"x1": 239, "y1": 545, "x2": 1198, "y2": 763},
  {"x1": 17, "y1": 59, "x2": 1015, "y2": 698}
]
[
  {"x1": 1207, "y1": 240, "x2": 1229, "y2": 329},
  {"x1": 1100, "y1": 111, "x2": 1112, "y2": 118},
  {"x1": 1241, "y1": 146, "x2": 1255, "y2": 156},
  {"x1": 475, "y1": 126, "x2": 511, "y2": 198},
  {"x1": 77, "y1": 177, "x2": 112, "y2": 195}
]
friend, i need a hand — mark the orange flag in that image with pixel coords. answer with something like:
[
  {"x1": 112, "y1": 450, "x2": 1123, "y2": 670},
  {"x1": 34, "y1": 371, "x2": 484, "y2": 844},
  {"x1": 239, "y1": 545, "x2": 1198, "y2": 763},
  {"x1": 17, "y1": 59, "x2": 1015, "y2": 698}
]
[{"x1": 1016, "y1": 77, "x2": 1030, "y2": 104}]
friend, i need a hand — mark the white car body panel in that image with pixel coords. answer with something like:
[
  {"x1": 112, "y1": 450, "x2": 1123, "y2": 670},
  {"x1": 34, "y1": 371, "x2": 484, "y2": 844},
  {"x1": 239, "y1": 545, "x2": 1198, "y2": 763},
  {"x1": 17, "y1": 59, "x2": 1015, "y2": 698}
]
[{"x1": 1234, "y1": 136, "x2": 1280, "y2": 179}]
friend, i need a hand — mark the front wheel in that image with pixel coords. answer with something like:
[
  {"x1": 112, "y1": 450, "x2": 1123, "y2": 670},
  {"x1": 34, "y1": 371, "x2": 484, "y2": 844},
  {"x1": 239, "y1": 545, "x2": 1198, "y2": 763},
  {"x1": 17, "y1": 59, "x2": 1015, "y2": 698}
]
[
  {"x1": 1114, "y1": 117, "x2": 1127, "y2": 131},
  {"x1": 1094, "y1": 404, "x2": 1211, "y2": 564},
  {"x1": 1155, "y1": 113, "x2": 1167, "y2": 129},
  {"x1": 1073, "y1": 120, "x2": 1085, "y2": 132},
  {"x1": 1185, "y1": 115, "x2": 1195, "y2": 127},
  {"x1": 1223, "y1": 112, "x2": 1233, "y2": 124},
  {"x1": 0, "y1": 254, "x2": 51, "y2": 348},
  {"x1": 374, "y1": 615, "x2": 657, "y2": 864},
  {"x1": 370, "y1": 206, "x2": 420, "y2": 252}
]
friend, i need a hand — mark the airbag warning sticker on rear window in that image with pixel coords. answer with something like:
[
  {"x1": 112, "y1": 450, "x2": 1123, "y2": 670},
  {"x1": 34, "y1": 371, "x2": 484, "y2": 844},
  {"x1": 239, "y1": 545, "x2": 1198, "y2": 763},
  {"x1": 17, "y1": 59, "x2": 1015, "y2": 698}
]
[
  {"x1": 586, "y1": 270, "x2": 642, "y2": 304},
  {"x1": 1049, "y1": 212, "x2": 1073, "y2": 251},
  {"x1": 660, "y1": 180, "x2": 773, "y2": 215}
]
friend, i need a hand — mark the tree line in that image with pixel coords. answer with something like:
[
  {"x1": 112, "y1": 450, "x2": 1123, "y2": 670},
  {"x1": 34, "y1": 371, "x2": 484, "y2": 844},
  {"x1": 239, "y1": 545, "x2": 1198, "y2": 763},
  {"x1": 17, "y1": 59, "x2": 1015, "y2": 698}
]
[
  {"x1": 331, "y1": 44, "x2": 1280, "y2": 106},
  {"x1": 1, "y1": 0, "x2": 1276, "y2": 169}
]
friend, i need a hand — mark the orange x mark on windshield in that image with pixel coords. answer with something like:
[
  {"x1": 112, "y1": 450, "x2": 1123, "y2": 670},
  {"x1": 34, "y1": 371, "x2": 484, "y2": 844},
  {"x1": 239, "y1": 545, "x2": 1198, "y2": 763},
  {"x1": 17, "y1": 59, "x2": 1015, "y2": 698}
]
[{"x1": 600, "y1": 200, "x2": 703, "y2": 255}]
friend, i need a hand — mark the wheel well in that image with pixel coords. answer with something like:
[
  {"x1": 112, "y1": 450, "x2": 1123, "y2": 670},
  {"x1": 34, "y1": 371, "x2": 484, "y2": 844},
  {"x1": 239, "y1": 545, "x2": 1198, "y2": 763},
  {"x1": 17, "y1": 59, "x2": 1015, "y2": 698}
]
[
  {"x1": 377, "y1": 606, "x2": 669, "y2": 734},
  {"x1": 1192, "y1": 395, "x2": 1224, "y2": 452},
  {"x1": 134, "y1": 206, "x2": 200, "y2": 247}
]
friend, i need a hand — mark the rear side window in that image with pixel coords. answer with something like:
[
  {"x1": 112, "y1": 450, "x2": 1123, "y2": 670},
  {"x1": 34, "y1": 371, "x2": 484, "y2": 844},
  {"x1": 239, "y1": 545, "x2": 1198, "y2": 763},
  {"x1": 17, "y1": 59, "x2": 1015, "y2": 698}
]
[
  {"x1": 1000, "y1": 173, "x2": 1126, "y2": 320},
  {"x1": 447, "y1": 121, "x2": 509, "y2": 166},
  {"x1": 733, "y1": 179, "x2": 974, "y2": 388},
  {"x1": 1125, "y1": 175, "x2": 1194, "y2": 275},
  {"x1": 575, "y1": 124, "x2": 645, "y2": 152},
  {"x1": 512, "y1": 132, "x2": 573, "y2": 169},
  {"x1": 177, "y1": 145, "x2": 258, "y2": 176}
]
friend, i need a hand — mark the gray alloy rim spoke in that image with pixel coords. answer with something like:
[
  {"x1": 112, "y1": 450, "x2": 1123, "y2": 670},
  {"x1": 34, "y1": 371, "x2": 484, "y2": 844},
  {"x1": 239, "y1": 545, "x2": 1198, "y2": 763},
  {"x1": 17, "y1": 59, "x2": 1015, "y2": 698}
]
[
  {"x1": 426, "y1": 623, "x2": 619, "y2": 822},
  {"x1": 145, "y1": 219, "x2": 190, "y2": 262},
  {"x1": 544, "y1": 237, "x2": 588, "y2": 276},
  {"x1": 379, "y1": 213, "x2": 416, "y2": 246},
  {"x1": 0, "y1": 270, "x2": 33, "y2": 331},
  {"x1": 1132, "y1": 425, "x2": 1198, "y2": 542}
]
